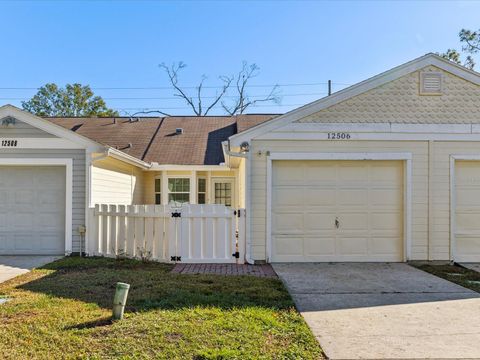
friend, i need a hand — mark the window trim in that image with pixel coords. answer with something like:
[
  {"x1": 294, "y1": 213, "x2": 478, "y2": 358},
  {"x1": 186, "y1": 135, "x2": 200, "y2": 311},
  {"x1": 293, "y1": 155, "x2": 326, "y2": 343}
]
[
  {"x1": 211, "y1": 177, "x2": 235, "y2": 207},
  {"x1": 197, "y1": 177, "x2": 207, "y2": 204},
  {"x1": 167, "y1": 175, "x2": 192, "y2": 205},
  {"x1": 154, "y1": 176, "x2": 162, "y2": 204}
]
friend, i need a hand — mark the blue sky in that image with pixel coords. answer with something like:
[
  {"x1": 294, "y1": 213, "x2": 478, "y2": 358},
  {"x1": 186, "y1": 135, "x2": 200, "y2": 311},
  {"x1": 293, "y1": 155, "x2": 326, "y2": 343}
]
[{"x1": 0, "y1": 0, "x2": 479, "y2": 116}]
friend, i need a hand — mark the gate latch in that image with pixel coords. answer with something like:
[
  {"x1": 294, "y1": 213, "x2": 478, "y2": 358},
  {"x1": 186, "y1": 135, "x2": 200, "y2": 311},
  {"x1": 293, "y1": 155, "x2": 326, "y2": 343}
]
[
  {"x1": 232, "y1": 251, "x2": 240, "y2": 259},
  {"x1": 170, "y1": 256, "x2": 181, "y2": 262},
  {"x1": 171, "y1": 211, "x2": 181, "y2": 218}
]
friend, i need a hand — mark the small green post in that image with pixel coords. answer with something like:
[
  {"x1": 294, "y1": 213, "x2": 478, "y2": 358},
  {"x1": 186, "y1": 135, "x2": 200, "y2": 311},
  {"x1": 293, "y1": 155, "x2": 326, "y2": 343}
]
[{"x1": 112, "y1": 282, "x2": 130, "y2": 320}]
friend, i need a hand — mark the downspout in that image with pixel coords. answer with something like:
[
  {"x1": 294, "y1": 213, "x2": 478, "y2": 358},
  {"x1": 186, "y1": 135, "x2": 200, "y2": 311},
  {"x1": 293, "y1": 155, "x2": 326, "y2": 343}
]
[{"x1": 222, "y1": 141, "x2": 253, "y2": 264}]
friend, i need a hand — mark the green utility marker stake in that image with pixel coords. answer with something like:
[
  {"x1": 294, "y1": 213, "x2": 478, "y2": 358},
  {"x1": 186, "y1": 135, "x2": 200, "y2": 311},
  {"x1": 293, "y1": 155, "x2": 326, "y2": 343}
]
[{"x1": 112, "y1": 282, "x2": 130, "y2": 320}]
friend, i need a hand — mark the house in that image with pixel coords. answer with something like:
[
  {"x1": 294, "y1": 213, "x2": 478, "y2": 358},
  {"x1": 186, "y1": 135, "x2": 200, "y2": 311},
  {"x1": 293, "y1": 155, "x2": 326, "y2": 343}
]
[{"x1": 1, "y1": 53, "x2": 480, "y2": 264}]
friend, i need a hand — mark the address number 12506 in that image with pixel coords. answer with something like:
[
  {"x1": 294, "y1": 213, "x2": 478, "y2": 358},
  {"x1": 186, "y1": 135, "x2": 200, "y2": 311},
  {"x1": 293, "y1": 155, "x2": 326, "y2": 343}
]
[{"x1": 327, "y1": 132, "x2": 351, "y2": 140}]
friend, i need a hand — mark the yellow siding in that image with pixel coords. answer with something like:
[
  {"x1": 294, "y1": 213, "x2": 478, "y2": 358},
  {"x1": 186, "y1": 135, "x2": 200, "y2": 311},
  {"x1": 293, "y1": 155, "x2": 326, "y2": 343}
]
[
  {"x1": 143, "y1": 170, "x2": 239, "y2": 206},
  {"x1": 91, "y1": 157, "x2": 145, "y2": 205},
  {"x1": 298, "y1": 66, "x2": 480, "y2": 124}
]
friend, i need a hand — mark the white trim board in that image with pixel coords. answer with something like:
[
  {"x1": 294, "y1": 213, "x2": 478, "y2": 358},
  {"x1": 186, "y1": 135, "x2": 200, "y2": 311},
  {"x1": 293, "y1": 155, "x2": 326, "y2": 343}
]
[
  {"x1": 449, "y1": 154, "x2": 480, "y2": 262},
  {"x1": 265, "y1": 152, "x2": 413, "y2": 262},
  {"x1": 257, "y1": 133, "x2": 480, "y2": 142},
  {"x1": 0, "y1": 158, "x2": 73, "y2": 255},
  {"x1": 0, "y1": 138, "x2": 86, "y2": 149},
  {"x1": 0, "y1": 105, "x2": 103, "y2": 151},
  {"x1": 230, "y1": 53, "x2": 480, "y2": 147}
]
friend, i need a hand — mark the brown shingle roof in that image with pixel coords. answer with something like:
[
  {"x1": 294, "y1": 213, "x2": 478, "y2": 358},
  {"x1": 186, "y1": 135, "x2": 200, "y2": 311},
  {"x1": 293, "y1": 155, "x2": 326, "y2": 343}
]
[{"x1": 47, "y1": 114, "x2": 277, "y2": 165}]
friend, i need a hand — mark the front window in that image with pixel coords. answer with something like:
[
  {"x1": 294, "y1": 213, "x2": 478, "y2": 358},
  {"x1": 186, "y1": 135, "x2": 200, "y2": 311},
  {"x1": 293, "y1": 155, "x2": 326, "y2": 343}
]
[
  {"x1": 197, "y1": 178, "x2": 206, "y2": 204},
  {"x1": 168, "y1": 178, "x2": 190, "y2": 204},
  {"x1": 214, "y1": 181, "x2": 233, "y2": 207},
  {"x1": 154, "y1": 178, "x2": 161, "y2": 204}
]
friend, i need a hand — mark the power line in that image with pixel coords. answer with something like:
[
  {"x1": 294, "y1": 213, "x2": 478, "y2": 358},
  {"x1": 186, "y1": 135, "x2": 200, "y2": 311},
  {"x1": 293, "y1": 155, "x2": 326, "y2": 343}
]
[
  {"x1": 111, "y1": 103, "x2": 310, "y2": 111},
  {"x1": 0, "y1": 92, "x2": 329, "y2": 101},
  {"x1": 0, "y1": 82, "x2": 351, "y2": 91}
]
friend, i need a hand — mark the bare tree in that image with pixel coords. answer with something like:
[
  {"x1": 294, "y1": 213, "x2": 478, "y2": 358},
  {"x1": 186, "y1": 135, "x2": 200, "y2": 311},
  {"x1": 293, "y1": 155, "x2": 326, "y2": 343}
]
[
  {"x1": 221, "y1": 62, "x2": 281, "y2": 115},
  {"x1": 159, "y1": 61, "x2": 281, "y2": 116},
  {"x1": 160, "y1": 62, "x2": 232, "y2": 116}
]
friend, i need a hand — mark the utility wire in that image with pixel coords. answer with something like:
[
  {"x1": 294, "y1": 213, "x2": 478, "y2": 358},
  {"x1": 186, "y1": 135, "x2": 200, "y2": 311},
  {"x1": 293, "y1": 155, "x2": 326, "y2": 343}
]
[
  {"x1": 0, "y1": 92, "x2": 329, "y2": 101},
  {"x1": 0, "y1": 82, "x2": 351, "y2": 91}
]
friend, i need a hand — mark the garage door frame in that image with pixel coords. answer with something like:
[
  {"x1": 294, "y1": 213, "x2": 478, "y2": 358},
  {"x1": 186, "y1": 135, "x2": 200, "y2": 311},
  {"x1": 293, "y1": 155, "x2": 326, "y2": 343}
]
[
  {"x1": 0, "y1": 158, "x2": 73, "y2": 254},
  {"x1": 450, "y1": 154, "x2": 480, "y2": 262},
  {"x1": 266, "y1": 152, "x2": 413, "y2": 262}
]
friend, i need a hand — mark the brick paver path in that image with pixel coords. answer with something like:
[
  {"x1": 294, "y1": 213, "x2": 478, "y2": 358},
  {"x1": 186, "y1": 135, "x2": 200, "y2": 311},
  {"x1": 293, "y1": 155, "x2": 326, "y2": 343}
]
[{"x1": 171, "y1": 263, "x2": 277, "y2": 278}]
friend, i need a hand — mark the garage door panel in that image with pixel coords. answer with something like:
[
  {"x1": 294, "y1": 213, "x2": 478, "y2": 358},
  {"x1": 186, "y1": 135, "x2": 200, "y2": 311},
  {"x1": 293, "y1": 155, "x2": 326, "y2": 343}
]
[
  {"x1": 273, "y1": 162, "x2": 304, "y2": 184},
  {"x1": 456, "y1": 236, "x2": 480, "y2": 256},
  {"x1": 456, "y1": 189, "x2": 480, "y2": 206},
  {"x1": 338, "y1": 190, "x2": 367, "y2": 206},
  {"x1": 304, "y1": 213, "x2": 335, "y2": 231},
  {"x1": 273, "y1": 236, "x2": 304, "y2": 256},
  {"x1": 274, "y1": 188, "x2": 304, "y2": 206},
  {"x1": 305, "y1": 189, "x2": 336, "y2": 206},
  {"x1": 370, "y1": 236, "x2": 403, "y2": 255},
  {"x1": 371, "y1": 189, "x2": 402, "y2": 206},
  {"x1": 273, "y1": 213, "x2": 304, "y2": 234},
  {"x1": 304, "y1": 165, "x2": 336, "y2": 183},
  {"x1": 0, "y1": 166, "x2": 65, "y2": 255},
  {"x1": 456, "y1": 212, "x2": 480, "y2": 232},
  {"x1": 338, "y1": 213, "x2": 369, "y2": 231},
  {"x1": 455, "y1": 161, "x2": 480, "y2": 262},
  {"x1": 304, "y1": 237, "x2": 336, "y2": 255},
  {"x1": 371, "y1": 212, "x2": 402, "y2": 231},
  {"x1": 271, "y1": 160, "x2": 404, "y2": 262},
  {"x1": 370, "y1": 163, "x2": 403, "y2": 181},
  {"x1": 338, "y1": 164, "x2": 369, "y2": 182},
  {"x1": 337, "y1": 237, "x2": 369, "y2": 255}
]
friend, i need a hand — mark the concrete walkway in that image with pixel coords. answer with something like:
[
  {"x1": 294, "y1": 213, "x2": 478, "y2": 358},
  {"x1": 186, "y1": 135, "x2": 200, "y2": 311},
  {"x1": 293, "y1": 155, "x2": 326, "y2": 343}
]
[
  {"x1": 273, "y1": 263, "x2": 480, "y2": 359},
  {"x1": 461, "y1": 263, "x2": 480, "y2": 273},
  {"x1": 0, "y1": 256, "x2": 62, "y2": 283}
]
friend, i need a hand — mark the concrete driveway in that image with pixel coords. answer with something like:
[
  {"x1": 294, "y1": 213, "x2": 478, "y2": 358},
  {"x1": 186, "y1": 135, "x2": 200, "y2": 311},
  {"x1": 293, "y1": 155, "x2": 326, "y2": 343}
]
[
  {"x1": 0, "y1": 256, "x2": 62, "y2": 283},
  {"x1": 273, "y1": 263, "x2": 480, "y2": 359}
]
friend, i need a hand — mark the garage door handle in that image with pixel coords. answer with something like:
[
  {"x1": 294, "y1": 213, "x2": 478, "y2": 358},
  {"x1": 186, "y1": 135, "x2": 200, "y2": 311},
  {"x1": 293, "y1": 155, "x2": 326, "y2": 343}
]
[{"x1": 335, "y1": 217, "x2": 340, "y2": 229}]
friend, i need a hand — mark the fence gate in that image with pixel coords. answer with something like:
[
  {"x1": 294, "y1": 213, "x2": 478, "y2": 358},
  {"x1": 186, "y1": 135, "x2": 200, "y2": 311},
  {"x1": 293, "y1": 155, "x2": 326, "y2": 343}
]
[{"x1": 88, "y1": 204, "x2": 245, "y2": 264}]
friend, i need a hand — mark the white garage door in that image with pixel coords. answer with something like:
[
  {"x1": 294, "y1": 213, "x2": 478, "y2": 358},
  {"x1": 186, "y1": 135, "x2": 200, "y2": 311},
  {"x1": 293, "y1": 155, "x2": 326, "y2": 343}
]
[
  {"x1": 454, "y1": 161, "x2": 480, "y2": 262},
  {"x1": 271, "y1": 160, "x2": 404, "y2": 262},
  {"x1": 0, "y1": 166, "x2": 65, "y2": 255}
]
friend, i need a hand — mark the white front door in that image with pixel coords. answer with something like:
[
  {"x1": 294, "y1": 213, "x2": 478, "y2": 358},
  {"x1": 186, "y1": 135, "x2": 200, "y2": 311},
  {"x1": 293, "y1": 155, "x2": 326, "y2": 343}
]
[
  {"x1": 271, "y1": 160, "x2": 404, "y2": 262},
  {"x1": 0, "y1": 166, "x2": 66, "y2": 255}
]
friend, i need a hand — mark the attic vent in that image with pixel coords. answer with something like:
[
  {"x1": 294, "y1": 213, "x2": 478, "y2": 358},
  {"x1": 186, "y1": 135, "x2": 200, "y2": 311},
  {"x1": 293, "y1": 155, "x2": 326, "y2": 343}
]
[
  {"x1": 175, "y1": 128, "x2": 184, "y2": 135},
  {"x1": 420, "y1": 72, "x2": 442, "y2": 95}
]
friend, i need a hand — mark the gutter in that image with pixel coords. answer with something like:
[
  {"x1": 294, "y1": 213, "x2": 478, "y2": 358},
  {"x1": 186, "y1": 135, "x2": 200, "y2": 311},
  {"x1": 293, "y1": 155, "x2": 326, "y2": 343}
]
[
  {"x1": 222, "y1": 140, "x2": 247, "y2": 168},
  {"x1": 149, "y1": 163, "x2": 230, "y2": 171},
  {"x1": 94, "y1": 147, "x2": 152, "y2": 169}
]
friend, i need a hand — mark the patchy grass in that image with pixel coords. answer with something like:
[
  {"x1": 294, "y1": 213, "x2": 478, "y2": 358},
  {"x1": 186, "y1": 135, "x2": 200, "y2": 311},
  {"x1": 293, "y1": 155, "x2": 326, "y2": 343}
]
[
  {"x1": 411, "y1": 263, "x2": 480, "y2": 293},
  {"x1": 0, "y1": 257, "x2": 322, "y2": 359}
]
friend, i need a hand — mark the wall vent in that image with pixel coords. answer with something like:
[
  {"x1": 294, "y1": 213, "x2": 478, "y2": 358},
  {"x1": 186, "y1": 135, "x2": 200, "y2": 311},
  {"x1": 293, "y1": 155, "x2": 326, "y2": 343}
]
[{"x1": 419, "y1": 72, "x2": 443, "y2": 95}]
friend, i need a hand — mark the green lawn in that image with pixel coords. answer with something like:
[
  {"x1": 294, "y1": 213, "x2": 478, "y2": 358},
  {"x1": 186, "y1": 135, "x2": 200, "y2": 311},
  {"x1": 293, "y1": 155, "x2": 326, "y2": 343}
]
[
  {"x1": 411, "y1": 263, "x2": 480, "y2": 293},
  {"x1": 0, "y1": 257, "x2": 322, "y2": 359}
]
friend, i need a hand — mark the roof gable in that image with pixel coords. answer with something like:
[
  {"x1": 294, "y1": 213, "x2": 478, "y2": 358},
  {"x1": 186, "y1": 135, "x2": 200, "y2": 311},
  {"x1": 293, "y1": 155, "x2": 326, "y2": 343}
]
[
  {"x1": 229, "y1": 54, "x2": 480, "y2": 146},
  {"x1": 0, "y1": 105, "x2": 104, "y2": 150},
  {"x1": 298, "y1": 65, "x2": 480, "y2": 124}
]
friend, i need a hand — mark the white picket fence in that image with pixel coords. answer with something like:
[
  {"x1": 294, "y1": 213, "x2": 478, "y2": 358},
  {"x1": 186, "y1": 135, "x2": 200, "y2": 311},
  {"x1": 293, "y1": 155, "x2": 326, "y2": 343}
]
[{"x1": 87, "y1": 204, "x2": 245, "y2": 263}]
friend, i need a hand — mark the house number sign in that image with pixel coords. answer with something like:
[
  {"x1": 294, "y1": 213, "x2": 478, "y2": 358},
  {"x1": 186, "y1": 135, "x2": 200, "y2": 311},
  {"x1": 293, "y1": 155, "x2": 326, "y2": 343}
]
[
  {"x1": 327, "y1": 132, "x2": 351, "y2": 140},
  {"x1": 1, "y1": 140, "x2": 18, "y2": 147}
]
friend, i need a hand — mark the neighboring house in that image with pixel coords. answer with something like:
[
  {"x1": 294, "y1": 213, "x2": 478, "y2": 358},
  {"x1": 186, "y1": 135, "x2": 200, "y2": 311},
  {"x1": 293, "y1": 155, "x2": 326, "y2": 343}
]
[{"x1": 2, "y1": 53, "x2": 480, "y2": 264}]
